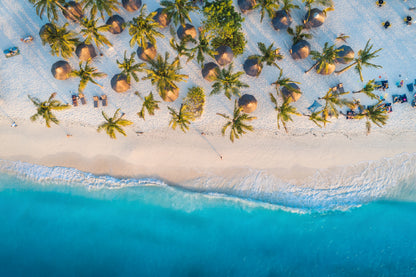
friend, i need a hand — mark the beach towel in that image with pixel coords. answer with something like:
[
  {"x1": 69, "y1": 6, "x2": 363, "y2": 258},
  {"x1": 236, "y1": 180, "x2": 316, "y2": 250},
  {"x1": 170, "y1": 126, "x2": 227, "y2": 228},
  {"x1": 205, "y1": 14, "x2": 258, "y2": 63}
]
[{"x1": 308, "y1": 100, "x2": 322, "y2": 113}]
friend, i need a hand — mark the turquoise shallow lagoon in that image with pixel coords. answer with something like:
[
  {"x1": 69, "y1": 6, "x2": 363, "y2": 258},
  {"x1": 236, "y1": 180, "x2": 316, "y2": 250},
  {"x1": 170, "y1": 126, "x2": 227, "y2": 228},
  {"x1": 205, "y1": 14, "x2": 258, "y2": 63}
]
[{"x1": 0, "y1": 172, "x2": 416, "y2": 276}]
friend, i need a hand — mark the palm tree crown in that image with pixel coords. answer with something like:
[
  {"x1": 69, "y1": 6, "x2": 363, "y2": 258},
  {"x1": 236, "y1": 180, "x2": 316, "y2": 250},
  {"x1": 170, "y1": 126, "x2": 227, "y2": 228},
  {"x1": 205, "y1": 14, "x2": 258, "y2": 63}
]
[
  {"x1": 355, "y1": 101, "x2": 389, "y2": 134},
  {"x1": 40, "y1": 23, "x2": 80, "y2": 59},
  {"x1": 168, "y1": 104, "x2": 193, "y2": 132},
  {"x1": 136, "y1": 92, "x2": 160, "y2": 120},
  {"x1": 352, "y1": 79, "x2": 379, "y2": 100},
  {"x1": 28, "y1": 93, "x2": 70, "y2": 128},
  {"x1": 29, "y1": 0, "x2": 69, "y2": 22},
  {"x1": 69, "y1": 59, "x2": 106, "y2": 92},
  {"x1": 80, "y1": 16, "x2": 112, "y2": 49},
  {"x1": 287, "y1": 25, "x2": 312, "y2": 45},
  {"x1": 249, "y1": 42, "x2": 283, "y2": 69},
  {"x1": 281, "y1": 0, "x2": 299, "y2": 14},
  {"x1": 81, "y1": 0, "x2": 119, "y2": 20},
  {"x1": 160, "y1": 0, "x2": 198, "y2": 27},
  {"x1": 188, "y1": 30, "x2": 217, "y2": 65},
  {"x1": 270, "y1": 93, "x2": 300, "y2": 133},
  {"x1": 117, "y1": 51, "x2": 145, "y2": 84},
  {"x1": 305, "y1": 42, "x2": 340, "y2": 74},
  {"x1": 210, "y1": 64, "x2": 249, "y2": 100},
  {"x1": 271, "y1": 69, "x2": 300, "y2": 94},
  {"x1": 319, "y1": 88, "x2": 351, "y2": 125},
  {"x1": 97, "y1": 108, "x2": 133, "y2": 139},
  {"x1": 254, "y1": 0, "x2": 280, "y2": 23}
]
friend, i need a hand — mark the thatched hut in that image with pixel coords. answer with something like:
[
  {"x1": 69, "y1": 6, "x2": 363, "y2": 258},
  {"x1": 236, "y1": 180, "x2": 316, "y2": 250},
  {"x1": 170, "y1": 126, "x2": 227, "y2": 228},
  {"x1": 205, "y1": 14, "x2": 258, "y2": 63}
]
[
  {"x1": 238, "y1": 0, "x2": 256, "y2": 13},
  {"x1": 335, "y1": 45, "x2": 355, "y2": 64},
  {"x1": 162, "y1": 86, "x2": 179, "y2": 102},
  {"x1": 39, "y1": 23, "x2": 54, "y2": 43},
  {"x1": 303, "y1": 8, "x2": 325, "y2": 28},
  {"x1": 137, "y1": 43, "x2": 157, "y2": 61},
  {"x1": 214, "y1": 46, "x2": 234, "y2": 66},
  {"x1": 62, "y1": 1, "x2": 83, "y2": 22},
  {"x1": 281, "y1": 83, "x2": 301, "y2": 102},
  {"x1": 272, "y1": 10, "x2": 292, "y2": 30},
  {"x1": 201, "y1": 62, "x2": 219, "y2": 82},
  {"x1": 153, "y1": 8, "x2": 170, "y2": 28},
  {"x1": 243, "y1": 58, "x2": 262, "y2": 77},
  {"x1": 122, "y1": 0, "x2": 142, "y2": 12},
  {"x1": 106, "y1": 15, "x2": 125, "y2": 34},
  {"x1": 177, "y1": 24, "x2": 197, "y2": 40},
  {"x1": 111, "y1": 74, "x2": 130, "y2": 93},
  {"x1": 51, "y1": 60, "x2": 72, "y2": 80},
  {"x1": 238, "y1": 94, "x2": 257, "y2": 113},
  {"x1": 75, "y1": 43, "x2": 97, "y2": 61},
  {"x1": 289, "y1": 40, "x2": 311, "y2": 60}
]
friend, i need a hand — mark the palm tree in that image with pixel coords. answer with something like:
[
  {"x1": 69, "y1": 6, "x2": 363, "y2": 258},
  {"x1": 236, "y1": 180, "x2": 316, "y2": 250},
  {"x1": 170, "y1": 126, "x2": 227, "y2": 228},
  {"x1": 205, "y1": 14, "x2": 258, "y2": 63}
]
[
  {"x1": 97, "y1": 108, "x2": 133, "y2": 139},
  {"x1": 335, "y1": 33, "x2": 350, "y2": 43},
  {"x1": 303, "y1": 0, "x2": 333, "y2": 16},
  {"x1": 287, "y1": 25, "x2": 312, "y2": 45},
  {"x1": 69, "y1": 60, "x2": 106, "y2": 92},
  {"x1": 305, "y1": 42, "x2": 340, "y2": 74},
  {"x1": 128, "y1": 4, "x2": 164, "y2": 50},
  {"x1": 29, "y1": 0, "x2": 71, "y2": 22},
  {"x1": 117, "y1": 51, "x2": 145, "y2": 84},
  {"x1": 168, "y1": 104, "x2": 193, "y2": 132},
  {"x1": 319, "y1": 88, "x2": 351, "y2": 125},
  {"x1": 136, "y1": 92, "x2": 160, "y2": 119},
  {"x1": 249, "y1": 42, "x2": 283, "y2": 71},
  {"x1": 271, "y1": 69, "x2": 300, "y2": 94},
  {"x1": 336, "y1": 39, "x2": 382, "y2": 82},
  {"x1": 355, "y1": 101, "x2": 389, "y2": 135},
  {"x1": 306, "y1": 110, "x2": 330, "y2": 128},
  {"x1": 210, "y1": 64, "x2": 249, "y2": 100},
  {"x1": 142, "y1": 52, "x2": 188, "y2": 100},
  {"x1": 254, "y1": 0, "x2": 280, "y2": 22},
  {"x1": 39, "y1": 23, "x2": 80, "y2": 59},
  {"x1": 352, "y1": 79, "x2": 379, "y2": 100},
  {"x1": 79, "y1": 16, "x2": 112, "y2": 50},
  {"x1": 217, "y1": 100, "x2": 256, "y2": 142},
  {"x1": 81, "y1": 0, "x2": 119, "y2": 20},
  {"x1": 160, "y1": 0, "x2": 198, "y2": 27},
  {"x1": 169, "y1": 27, "x2": 193, "y2": 61},
  {"x1": 28, "y1": 93, "x2": 70, "y2": 128},
  {"x1": 188, "y1": 29, "x2": 217, "y2": 65},
  {"x1": 270, "y1": 93, "x2": 300, "y2": 133}
]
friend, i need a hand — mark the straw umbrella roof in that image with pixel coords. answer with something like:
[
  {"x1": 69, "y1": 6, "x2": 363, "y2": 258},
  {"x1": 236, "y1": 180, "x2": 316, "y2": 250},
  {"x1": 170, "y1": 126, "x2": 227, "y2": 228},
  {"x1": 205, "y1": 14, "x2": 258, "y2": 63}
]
[
  {"x1": 39, "y1": 23, "x2": 54, "y2": 42},
  {"x1": 106, "y1": 15, "x2": 125, "y2": 34},
  {"x1": 75, "y1": 43, "x2": 97, "y2": 61},
  {"x1": 122, "y1": 0, "x2": 142, "y2": 12},
  {"x1": 111, "y1": 74, "x2": 131, "y2": 93},
  {"x1": 62, "y1": 1, "x2": 83, "y2": 22},
  {"x1": 272, "y1": 10, "x2": 293, "y2": 30},
  {"x1": 201, "y1": 62, "x2": 219, "y2": 82},
  {"x1": 336, "y1": 45, "x2": 355, "y2": 64},
  {"x1": 316, "y1": 63, "x2": 336, "y2": 75},
  {"x1": 281, "y1": 83, "x2": 301, "y2": 102},
  {"x1": 51, "y1": 60, "x2": 72, "y2": 80},
  {"x1": 162, "y1": 86, "x2": 179, "y2": 102},
  {"x1": 243, "y1": 57, "x2": 262, "y2": 77},
  {"x1": 238, "y1": 0, "x2": 256, "y2": 13},
  {"x1": 238, "y1": 94, "x2": 258, "y2": 113},
  {"x1": 214, "y1": 45, "x2": 234, "y2": 66},
  {"x1": 289, "y1": 40, "x2": 311, "y2": 60},
  {"x1": 137, "y1": 43, "x2": 157, "y2": 61},
  {"x1": 304, "y1": 8, "x2": 325, "y2": 28},
  {"x1": 177, "y1": 24, "x2": 197, "y2": 40},
  {"x1": 153, "y1": 8, "x2": 170, "y2": 28}
]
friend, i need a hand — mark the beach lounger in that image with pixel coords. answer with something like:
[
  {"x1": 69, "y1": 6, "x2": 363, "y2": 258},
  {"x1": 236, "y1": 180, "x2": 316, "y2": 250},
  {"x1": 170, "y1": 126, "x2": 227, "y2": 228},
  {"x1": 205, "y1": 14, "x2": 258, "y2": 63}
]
[
  {"x1": 346, "y1": 110, "x2": 356, "y2": 119},
  {"x1": 101, "y1": 95, "x2": 108, "y2": 107},
  {"x1": 93, "y1": 96, "x2": 99, "y2": 108},
  {"x1": 407, "y1": 83, "x2": 414, "y2": 92},
  {"x1": 337, "y1": 83, "x2": 345, "y2": 94},
  {"x1": 79, "y1": 93, "x2": 86, "y2": 105},
  {"x1": 392, "y1": 94, "x2": 408, "y2": 103},
  {"x1": 72, "y1": 94, "x2": 78, "y2": 107}
]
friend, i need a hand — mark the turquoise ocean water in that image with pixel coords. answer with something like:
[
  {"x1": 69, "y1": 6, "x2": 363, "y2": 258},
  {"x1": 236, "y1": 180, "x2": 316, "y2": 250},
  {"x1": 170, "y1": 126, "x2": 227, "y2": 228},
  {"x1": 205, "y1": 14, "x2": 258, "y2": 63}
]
[{"x1": 0, "y1": 159, "x2": 416, "y2": 276}]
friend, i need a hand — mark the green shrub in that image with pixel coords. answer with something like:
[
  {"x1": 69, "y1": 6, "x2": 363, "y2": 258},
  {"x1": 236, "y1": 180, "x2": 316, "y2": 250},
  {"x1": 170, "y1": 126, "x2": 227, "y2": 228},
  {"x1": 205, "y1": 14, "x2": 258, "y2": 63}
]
[
  {"x1": 183, "y1": 86, "x2": 205, "y2": 120},
  {"x1": 212, "y1": 30, "x2": 246, "y2": 56}
]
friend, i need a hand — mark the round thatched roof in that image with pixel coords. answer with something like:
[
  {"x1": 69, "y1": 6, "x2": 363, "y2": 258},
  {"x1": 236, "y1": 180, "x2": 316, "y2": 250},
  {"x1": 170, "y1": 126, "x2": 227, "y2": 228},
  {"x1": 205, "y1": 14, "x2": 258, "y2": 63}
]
[
  {"x1": 122, "y1": 0, "x2": 142, "y2": 12},
  {"x1": 162, "y1": 86, "x2": 179, "y2": 102},
  {"x1": 51, "y1": 60, "x2": 72, "y2": 80},
  {"x1": 153, "y1": 8, "x2": 170, "y2": 28},
  {"x1": 243, "y1": 58, "x2": 262, "y2": 77},
  {"x1": 177, "y1": 24, "x2": 197, "y2": 40},
  {"x1": 290, "y1": 40, "x2": 311, "y2": 60},
  {"x1": 316, "y1": 62, "x2": 336, "y2": 75},
  {"x1": 272, "y1": 10, "x2": 292, "y2": 30},
  {"x1": 111, "y1": 74, "x2": 130, "y2": 93},
  {"x1": 336, "y1": 45, "x2": 355, "y2": 64},
  {"x1": 282, "y1": 83, "x2": 301, "y2": 102},
  {"x1": 63, "y1": 1, "x2": 83, "y2": 22},
  {"x1": 304, "y1": 8, "x2": 325, "y2": 28},
  {"x1": 39, "y1": 23, "x2": 54, "y2": 43},
  {"x1": 137, "y1": 43, "x2": 157, "y2": 61},
  {"x1": 238, "y1": 0, "x2": 256, "y2": 13},
  {"x1": 238, "y1": 94, "x2": 257, "y2": 113},
  {"x1": 214, "y1": 45, "x2": 234, "y2": 66},
  {"x1": 75, "y1": 43, "x2": 97, "y2": 61},
  {"x1": 106, "y1": 15, "x2": 125, "y2": 34},
  {"x1": 201, "y1": 62, "x2": 219, "y2": 82}
]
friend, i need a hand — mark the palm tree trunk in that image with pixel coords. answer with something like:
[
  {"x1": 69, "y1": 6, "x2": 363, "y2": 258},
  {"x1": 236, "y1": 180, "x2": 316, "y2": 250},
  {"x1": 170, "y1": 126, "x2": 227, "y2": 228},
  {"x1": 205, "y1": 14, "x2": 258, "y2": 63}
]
[
  {"x1": 56, "y1": 2, "x2": 79, "y2": 23},
  {"x1": 305, "y1": 61, "x2": 319, "y2": 74},
  {"x1": 335, "y1": 62, "x2": 357, "y2": 75},
  {"x1": 352, "y1": 90, "x2": 363, "y2": 94}
]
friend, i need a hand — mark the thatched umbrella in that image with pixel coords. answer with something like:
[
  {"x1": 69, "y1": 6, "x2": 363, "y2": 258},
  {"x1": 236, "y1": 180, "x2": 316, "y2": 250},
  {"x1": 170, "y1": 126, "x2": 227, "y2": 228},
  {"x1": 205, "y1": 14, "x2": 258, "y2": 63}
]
[
  {"x1": 243, "y1": 58, "x2": 262, "y2": 77},
  {"x1": 238, "y1": 0, "x2": 256, "y2": 13},
  {"x1": 106, "y1": 15, "x2": 125, "y2": 34},
  {"x1": 201, "y1": 62, "x2": 219, "y2": 82},
  {"x1": 51, "y1": 60, "x2": 72, "y2": 80},
  {"x1": 75, "y1": 43, "x2": 97, "y2": 61},
  {"x1": 289, "y1": 40, "x2": 311, "y2": 60},
  {"x1": 177, "y1": 24, "x2": 197, "y2": 40},
  {"x1": 281, "y1": 83, "x2": 301, "y2": 102},
  {"x1": 238, "y1": 94, "x2": 257, "y2": 113},
  {"x1": 39, "y1": 23, "x2": 54, "y2": 42},
  {"x1": 303, "y1": 8, "x2": 325, "y2": 28},
  {"x1": 335, "y1": 45, "x2": 355, "y2": 64},
  {"x1": 122, "y1": 0, "x2": 142, "y2": 12},
  {"x1": 62, "y1": 1, "x2": 83, "y2": 22},
  {"x1": 153, "y1": 8, "x2": 170, "y2": 28},
  {"x1": 111, "y1": 74, "x2": 130, "y2": 93},
  {"x1": 272, "y1": 10, "x2": 292, "y2": 30},
  {"x1": 162, "y1": 86, "x2": 179, "y2": 102},
  {"x1": 214, "y1": 45, "x2": 234, "y2": 66},
  {"x1": 316, "y1": 63, "x2": 336, "y2": 75},
  {"x1": 137, "y1": 43, "x2": 157, "y2": 61}
]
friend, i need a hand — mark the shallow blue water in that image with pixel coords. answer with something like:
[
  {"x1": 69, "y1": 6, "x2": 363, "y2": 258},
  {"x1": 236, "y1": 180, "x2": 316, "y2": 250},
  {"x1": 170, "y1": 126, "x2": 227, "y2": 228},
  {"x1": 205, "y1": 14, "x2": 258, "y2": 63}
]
[{"x1": 0, "y1": 173, "x2": 416, "y2": 277}]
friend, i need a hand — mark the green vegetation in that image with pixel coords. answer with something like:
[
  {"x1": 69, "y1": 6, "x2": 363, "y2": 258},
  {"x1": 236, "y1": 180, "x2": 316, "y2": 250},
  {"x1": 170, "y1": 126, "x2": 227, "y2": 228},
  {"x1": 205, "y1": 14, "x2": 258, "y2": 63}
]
[
  {"x1": 254, "y1": 0, "x2": 280, "y2": 22},
  {"x1": 271, "y1": 69, "x2": 300, "y2": 96},
  {"x1": 249, "y1": 42, "x2": 283, "y2": 71},
  {"x1": 210, "y1": 64, "x2": 248, "y2": 100},
  {"x1": 28, "y1": 93, "x2": 70, "y2": 128},
  {"x1": 287, "y1": 25, "x2": 312, "y2": 45},
  {"x1": 318, "y1": 88, "x2": 351, "y2": 126},
  {"x1": 117, "y1": 51, "x2": 145, "y2": 84},
  {"x1": 352, "y1": 79, "x2": 379, "y2": 100},
  {"x1": 168, "y1": 104, "x2": 193, "y2": 132},
  {"x1": 97, "y1": 108, "x2": 133, "y2": 139},
  {"x1": 79, "y1": 16, "x2": 112, "y2": 49},
  {"x1": 161, "y1": 0, "x2": 198, "y2": 27},
  {"x1": 39, "y1": 23, "x2": 80, "y2": 59},
  {"x1": 305, "y1": 42, "x2": 340, "y2": 74},
  {"x1": 183, "y1": 86, "x2": 206, "y2": 119},
  {"x1": 81, "y1": 0, "x2": 119, "y2": 20},
  {"x1": 355, "y1": 101, "x2": 389, "y2": 135},
  {"x1": 136, "y1": 92, "x2": 160, "y2": 120},
  {"x1": 270, "y1": 93, "x2": 300, "y2": 133},
  {"x1": 188, "y1": 30, "x2": 217, "y2": 65},
  {"x1": 69, "y1": 60, "x2": 106, "y2": 92},
  {"x1": 29, "y1": 0, "x2": 70, "y2": 22}
]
